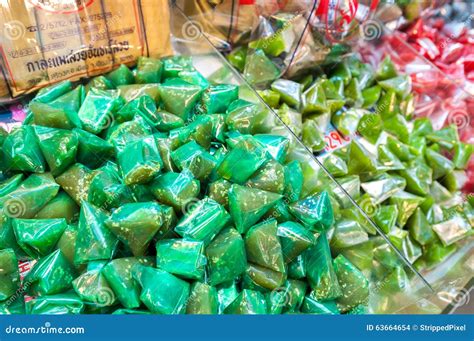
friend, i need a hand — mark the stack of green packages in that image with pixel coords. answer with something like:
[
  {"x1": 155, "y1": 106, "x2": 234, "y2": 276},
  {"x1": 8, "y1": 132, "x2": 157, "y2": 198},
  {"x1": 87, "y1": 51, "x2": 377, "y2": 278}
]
[
  {"x1": 0, "y1": 55, "x2": 389, "y2": 315},
  {"x1": 228, "y1": 37, "x2": 474, "y2": 273}
]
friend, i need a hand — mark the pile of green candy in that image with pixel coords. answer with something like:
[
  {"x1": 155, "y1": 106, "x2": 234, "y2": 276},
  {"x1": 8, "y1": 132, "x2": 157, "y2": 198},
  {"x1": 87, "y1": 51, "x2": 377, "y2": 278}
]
[
  {"x1": 0, "y1": 56, "x2": 380, "y2": 314},
  {"x1": 228, "y1": 42, "x2": 474, "y2": 271}
]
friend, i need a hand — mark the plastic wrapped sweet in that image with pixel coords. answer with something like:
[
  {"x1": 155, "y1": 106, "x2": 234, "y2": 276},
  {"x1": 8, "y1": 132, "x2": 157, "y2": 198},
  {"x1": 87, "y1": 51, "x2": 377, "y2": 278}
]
[
  {"x1": 0, "y1": 56, "x2": 378, "y2": 315},
  {"x1": 222, "y1": 43, "x2": 473, "y2": 276}
]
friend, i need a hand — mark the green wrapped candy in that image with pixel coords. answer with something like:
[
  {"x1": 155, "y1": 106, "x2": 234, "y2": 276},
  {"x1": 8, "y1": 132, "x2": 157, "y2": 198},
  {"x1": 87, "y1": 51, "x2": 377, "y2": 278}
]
[
  {"x1": 75, "y1": 201, "x2": 118, "y2": 264},
  {"x1": 34, "y1": 126, "x2": 78, "y2": 176},
  {"x1": 175, "y1": 198, "x2": 230, "y2": 245},
  {"x1": 171, "y1": 141, "x2": 216, "y2": 181},
  {"x1": 159, "y1": 78, "x2": 203, "y2": 120},
  {"x1": 107, "y1": 65, "x2": 135, "y2": 86},
  {"x1": 244, "y1": 263, "x2": 286, "y2": 291},
  {"x1": 271, "y1": 79, "x2": 301, "y2": 108},
  {"x1": 406, "y1": 208, "x2": 435, "y2": 246},
  {"x1": 277, "y1": 221, "x2": 316, "y2": 263},
  {"x1": 26, "y1": 293, "x2": 84, "y2": 314},
  {"x1": 29, "y1": 101, "x2": 80, "y2": 129},
  {"x1": 106, "y1": 202, "x2": 163, "y2": 256},
  {"x1": 246, "y1": 159, "x2": 285, "y2": 194},
  {"x1": 73, "y1": 267, "x2": 117, "y2": 307},
  {"x1": 88, "y1": 164, "x2": 134, "y2": 210},
  {"x1": 34, "y1": 192, "x2": 79, "y2": 223},
  {"x1": 301, "y1": 296, "x2": 340, "y2": 314},
  {"x1": 225, "y1": 100, "x2": 267, "y2": 134},
  {"x1": 224, "y1": 289, "x2": 267, "y2": 314},
  {"x1": 102, "y1": 257, "x2": 154, "y2": 309},
  {"x1": 289, "y1": 191, "x2": 334, "y2": 231},
  {"x1": 0, "y1": 173, "x2": 59, "y2": 219},
  {"x1": 186, "y1": 282, "x2": 218, "y2": 314},
  {"x1": 133, "y1": 264, "x2": 190, "y2": 314},
  {"x1": 117, "y1": 136, "x2": 163, "y2": 185},
  {"x1": 156, "y1": 239, "x2": 206, "y2": 280},
  {"x1": 56, "y1": 163, "x2": 94, "y2": 205},
  {"x1": 389, "y1": 191, "x2": 425, "y2": 227},
  {"x1": 333, "y1": 255, "x2": 369, "y2": 312},
  {"x1": 217, "y1": 136, "x2": 267, "y2": 184},
  {"x1": 303, "y1": 120, "x2": 325, "y2": 152},
  {"x1": 302, "y1": 82, "x2": 327, "y2": 114},
  {"x1": 200, "y1": 84, "x2": 239, "y2": 114},
  {"x1": 0, "y1": 248, "x2": 20, "y2": 301},
  {"x1": 150, "y1": 170, "x2": 200, "y2": 211},
  {"x1": 245, "y1": 219, "x2": 285, "y2": 273},
  {"x1": 77, "y1": 88, "x2": 122, "y2": 134},
  {"x1": 206, "y1": 227, "x2": 247, "y2": 286},
  {"x1": 136, "y1": 56, "x2": 162, "y2": 84},
  {"x1": 24, "y1": 249, "x2": 76, "y2": 296},
  {"x1": 228, "y1": 184, "x2": 282, "y2": 233},
  {"x1": 73, "y1": 128, "x2": 114, "y2": 168},
  {"x1": 3, "y1": 126, "x2": 46, "y2": 172},
  {"x1": 432, "y1": 214, "x2": 471, "y2": 246},
  {"x1": 13, "y1": 218, "x2": 67, "y2": 258},
  {"x1": 33, "y1": 80, "x2": 73, "y2": 103},
  {"x1": 243, "y1": 49, "x2": 280, "y2": 86},
  {"x1": 306, "y1": 234, "x2": 342, "y2": 301}
]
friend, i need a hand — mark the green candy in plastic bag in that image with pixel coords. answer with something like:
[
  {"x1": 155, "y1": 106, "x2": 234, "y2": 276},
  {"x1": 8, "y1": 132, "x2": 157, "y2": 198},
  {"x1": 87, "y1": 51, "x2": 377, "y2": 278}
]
[
  {"x1": 133, "y1": 264, "x2": 190, "y2": 314},
  {"x1": 106, "y1": 202, "x2": 163, "y2": 256}
]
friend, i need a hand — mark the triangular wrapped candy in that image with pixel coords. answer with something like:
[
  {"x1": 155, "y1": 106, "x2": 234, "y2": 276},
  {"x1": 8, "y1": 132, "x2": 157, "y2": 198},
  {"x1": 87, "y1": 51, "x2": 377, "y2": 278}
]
[
  {"x1": 73, "y1": 268, "x2": 118, "y2": 307},
  {"x1": 186, "y1": 282, "x2": 218, "y2": 314},
  {"x1": 34, "y1": 126, "x2": 78, "y2": 176},
  {"x1": 88, "y1": 163, "x2": 134, "y2": 210},
  {"x1": 243, "y1": 263, "x2": 286, "y2": 291},
  {"x1": 306, "y1": 234, "x2": 342, "y2": 301},
  {"x1": 217, "y1": 136, "x2": 268, "y2": 184},
  {"x1": 73, "y1": 128, "x2": 114, "y2": 169},
  {"x1": 246, "y1": 159, "x2": 285, "y2": 194},
  {"x1": 3, "y1": 126, "x2": 46, "y2": 173},
  {"x1": 13, "y1": 218, "x2": 67, "y2": 258},
  {"x1": 0, "y1": 248, "x2": 20, "y2": 301},
  {"x1": 77, "y1": 88, "x2": 123, "y2": 134},
  {"x1": 102, "y1": 257, "x2": 154, "y2": 309},
  {"x1": 156, "y1": 239, "x2": 206, "y2": 280},
  {"x1": 245, "y1": 219, "x2": 285, "y2": 273},
  {"x1": 389, "y1": 191, "x2": 425, "y2": 227},
  {"x1": 34, "y1": 191, "x2": 79, "y2": 223},
  {"x1": 0, "y1": 173, "x2": 59, "y2": 219},
  {"x1": 150, "y1": 170, "x2": 200, "y2": 212},
  {"x1": 26, "y1": 293, "x2": 84, "y2": 315},
  {"x1": 333, "y1": 255, "x2": 369, "y2": 312},
  {"x1": 158, "y1": 78, "x2": 203, "y2": 120},
  {"x1": 117, "y1": 136, "x2": 163, "y2": 185},
  {"x1": 132, "y1": 265, "x2": 190, "y2": 314},
  {"x1": 171, "y1": 141, "x2": 216, "y2": 181},
  {"x1": 289, "y1": 191, "x2": 334, "y2": 232},
  {"x1": 277, "y1": 221, "x2": 316, "y2": 263},
  {"x1": 24, "y1": 249, "x2": 76, "y2": 296},
  {"x1": 106, "y1": 202, "x2": 163, "y2": 256},
  {"x1": 56, "y1": 163, "x2": 94, "y2": 205},
  {"x1": 228, "y1": 184, "x2": 282, "y2": 233},
  {"x1": 206, "y1": 227, "x2": 247, "y2": 286},
  {"x1": 75, "y1": 201, "x2": 118, "y2": 264},
  {"x1": 175, "y1": 197, "x2": 230, "y2": 245},
  {"x1": 406, "y1": 207, "x2": 435, "y2": 246},
  {"x1": 347, "y1": 140, "x2": 378, "y2": 175},
  {"x1": 301, "y1": 296, "x2": 340, "y2": 314},
  {"x1": 224, "y1": 289, "x2": 267, "y2": 314}
]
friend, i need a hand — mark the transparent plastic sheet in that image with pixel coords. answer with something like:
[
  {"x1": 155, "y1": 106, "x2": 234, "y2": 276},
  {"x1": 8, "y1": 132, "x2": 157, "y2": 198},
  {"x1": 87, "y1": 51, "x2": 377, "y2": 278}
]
[
  {"x1": 0, "y1": 0, "x2": 172, "y2": 103},
  {"x1": 175, "y1": 2, "x2": 473, "y2": 314},
  {"x1": 171, "y1": 5, "x2": 435, "y2": 314}
]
